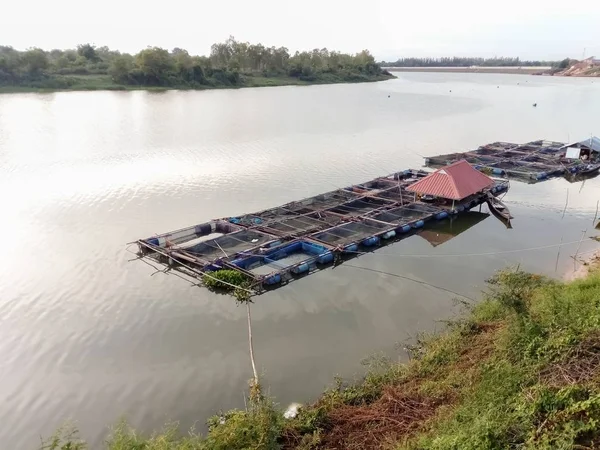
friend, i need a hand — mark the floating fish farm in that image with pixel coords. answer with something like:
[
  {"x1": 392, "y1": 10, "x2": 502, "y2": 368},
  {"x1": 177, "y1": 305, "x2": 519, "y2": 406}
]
[
  {"x1": 425, "y1": 138, "x2": 599, "y2": 183},
  {"x1": 135, "y1": 169, "x2": 509, "y2": 296}
]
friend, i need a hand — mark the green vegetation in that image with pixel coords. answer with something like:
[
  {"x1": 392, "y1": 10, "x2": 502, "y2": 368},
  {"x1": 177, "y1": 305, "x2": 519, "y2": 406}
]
[
  {"x1": 0, "y1": 38, "x2": 392, "y2": 93},
  {"x1": 384, "y1": 57, "x2": 556, "y2": 67},
  {"x1": 42, "y1": 267, "x2": 600, "y2": 449},
  {"x1": 202, "y1": 269, "x2": 252, "y2": 303}
]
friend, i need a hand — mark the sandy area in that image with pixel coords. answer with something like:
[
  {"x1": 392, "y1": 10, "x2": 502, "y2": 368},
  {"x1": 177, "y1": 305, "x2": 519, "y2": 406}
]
[{"x1": 565, "y1": 250, "x2": 600, "y2": 281}]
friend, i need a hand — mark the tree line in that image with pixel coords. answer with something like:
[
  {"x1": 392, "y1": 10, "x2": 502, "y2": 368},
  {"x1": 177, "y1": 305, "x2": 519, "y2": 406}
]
[
  {"x1": 0, "y1": 37, "x2": 389, "y2": 89},
  {"x1": 383, "y1": 57, "x2": 556, "y2": 67}
]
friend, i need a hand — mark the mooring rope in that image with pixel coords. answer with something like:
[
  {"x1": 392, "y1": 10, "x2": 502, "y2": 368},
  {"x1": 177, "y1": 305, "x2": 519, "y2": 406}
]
[{"x1": 343, "y1": 263, "x2": 477, "y2": 301}]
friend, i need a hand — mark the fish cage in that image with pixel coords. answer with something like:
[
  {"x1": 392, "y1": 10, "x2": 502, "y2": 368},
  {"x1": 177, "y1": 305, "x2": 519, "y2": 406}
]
[
  {"x1": 140, "y1": 220, "x2": 244, "y2": 252},
  {"x1": 346, "y1": 177, "x2": 398, "y2": 191},
  {"x1": 133, "y1": 161, "x2": 513, "y2": 296},
  {"x1": 228, "y1": 239, "x2": 335, "y2": 287},
  {"x1": 310, "y1": 218, "x2": 398, "y2": 250},
  {"x1": 256, "y1": 212, "x2": 344, "y2": 237},
  {"x1": 367, "y1": 203, "x2": 442, "y2": 230},
  {"x1": 326, "y1": 196, "x2": 397, "y2": 217},
  {"x1": 425, "y1": 138, "x2": 594, "y2": 184},
  {"x1": 371, "y1": 186, "x2": 416, "y2": 203},
  {"x1": 282, "y1": 189, "x2": 361, "y2": 214},
  {"x1": 173, "y1": 229, "x2": 280, "y2": 268}
]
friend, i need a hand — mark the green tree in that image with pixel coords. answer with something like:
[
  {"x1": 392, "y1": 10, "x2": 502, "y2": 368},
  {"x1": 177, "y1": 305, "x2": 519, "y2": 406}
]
[
  {"x1": 109, "y1": 55, "x2": 133, "y2": 83},
  {"x1": 22, "y1": 48, "x2": 49, "y2": 76},
  {"x1": 77, "y1": 44, "x2": 99, "y2": 62},
  {"x1": 354, "y1": 49, "x2": 375, "y2": 66},
  {"x1": 558, "y1": 58, "x2": 570, "y2": 69},
  {"x1": 0, "y1": 46, "x2": 20, "y2": 79},
  {"x1": 135, "y1": 47, "x2": 173, "y2": 85},
  {"x1": 172, "y1": 48, "x2": 193, "y2": 80}
]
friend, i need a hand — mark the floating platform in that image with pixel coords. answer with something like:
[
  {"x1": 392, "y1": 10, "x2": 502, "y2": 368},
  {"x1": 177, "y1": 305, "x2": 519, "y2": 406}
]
[
  {"x1": 425, "y1": 139, "x2": 599, "y2": 183},
  {"x1": 135, "y1": 169, "x2": 509, "y2": 296}
]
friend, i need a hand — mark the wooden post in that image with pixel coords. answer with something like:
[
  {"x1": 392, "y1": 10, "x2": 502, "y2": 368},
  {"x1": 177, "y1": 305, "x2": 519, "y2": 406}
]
[
  {"x1": 573, "y1": 229, "x2": 587, "y2": 272},
  {"x1": 246, "y1": 302, "x2": 260, "y2": 400},
  {"x1": 562, "y1": 189, "x2": 569, "y2": 219},
  {"x1": 555, "y1": 236, "x2": 563, "y2": 272}
]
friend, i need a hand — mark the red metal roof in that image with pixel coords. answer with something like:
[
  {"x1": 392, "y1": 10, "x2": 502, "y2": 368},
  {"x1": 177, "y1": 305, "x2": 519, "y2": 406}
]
[{"x1": 406, "y1": 160, "x2": 494, "y2": 200}]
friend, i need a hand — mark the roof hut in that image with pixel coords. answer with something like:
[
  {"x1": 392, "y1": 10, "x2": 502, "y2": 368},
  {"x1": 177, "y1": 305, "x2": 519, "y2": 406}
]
[{"x1": 406, "y1": 160, "x2": 494, "y2": 209}]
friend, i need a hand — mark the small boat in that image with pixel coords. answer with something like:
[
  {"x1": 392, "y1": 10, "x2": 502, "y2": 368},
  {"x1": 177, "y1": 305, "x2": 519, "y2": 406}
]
[
  {"x1": 486, "y1": 193, "x2": 513, "y2": 221},
  {"x1": 577, "y1": 163, "x2": 600, "y2": 176}
]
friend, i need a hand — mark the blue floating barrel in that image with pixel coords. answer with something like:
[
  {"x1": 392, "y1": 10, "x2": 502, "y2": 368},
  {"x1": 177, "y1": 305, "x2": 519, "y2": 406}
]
[
  {"x1": 382, "y1": 230, "x2": 396, "y2": 240},
  {"x1": 229, "y1": 217, "x2": 241, "y2": 224},
  {"x1": 343, "y1": 243, "x2": 359, "y2": 253},
  {"x1": 536, "y1": 172, "x2": 547, "y2": 180},
  {"x1": 292, "y1": 263, "x2": 309, "y2": 274},
  {"x1": 362, "y1": 236, "x2": 380, "y2": 247},
  {"x1": 317, "y1": 251, "x2": 334, "y2": 264},
  {"x1": 413, "y1": 220, "x2": 425, "y2": 228},
  {"x1": 253, "y1": 218, "x2": 263, "y2": 224},
  {"x1": 492, "y1": 168, "x2": 504, "y2": 175},
  {"x1": 398, "y1": 224, "x2": 411, "y2": 233},
  {"x1": 263, "y1": 274, "x2": 281, "y2": 285},
  {"x1": 435, "y1": 211, "x2": 448, "y2": 220}
]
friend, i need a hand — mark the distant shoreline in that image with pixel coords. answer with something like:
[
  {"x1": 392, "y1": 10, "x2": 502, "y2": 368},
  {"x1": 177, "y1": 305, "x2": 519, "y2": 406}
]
[{"x1": 385, "y1": 66, "x2": 550, "y2": 75}]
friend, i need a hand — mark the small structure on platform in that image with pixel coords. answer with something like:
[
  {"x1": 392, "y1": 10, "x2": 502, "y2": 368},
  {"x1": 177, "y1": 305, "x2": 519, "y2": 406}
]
[
  {"x1": 407, "y1": 160, "x2": 494, "y2": 208},
  {"x1": 562, "y1": 137, "x2": 600, "y2": 161}
]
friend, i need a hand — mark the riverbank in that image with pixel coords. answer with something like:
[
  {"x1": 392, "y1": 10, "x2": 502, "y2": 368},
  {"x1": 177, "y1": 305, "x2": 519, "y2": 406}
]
[
  {"x1": 386, "y1": 66, "x2": 549, "y2": 75},
  {"x1": 0, "y1": 72, "x2": 394, "y2": 94},
  {"x1": 45, "y1": 266, "x2": 600, "y2": 449},
  {"x1": 386, "y1": 66, "x2": 600, "y2": 78}
]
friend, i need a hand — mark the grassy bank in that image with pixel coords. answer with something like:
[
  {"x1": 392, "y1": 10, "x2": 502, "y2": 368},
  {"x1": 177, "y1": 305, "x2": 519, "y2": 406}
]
[
  {"x1": 44, "y1": 268, "x2": 600, "y2": 449},
  {"x1": 0, "y1": 72, "x2": 394, "y2": 94}
]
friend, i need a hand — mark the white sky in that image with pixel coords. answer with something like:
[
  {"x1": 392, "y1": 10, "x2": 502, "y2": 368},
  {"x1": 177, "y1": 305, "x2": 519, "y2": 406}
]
[{"x1": 2, "y1": 0, "x2": 600, "y2": 60}]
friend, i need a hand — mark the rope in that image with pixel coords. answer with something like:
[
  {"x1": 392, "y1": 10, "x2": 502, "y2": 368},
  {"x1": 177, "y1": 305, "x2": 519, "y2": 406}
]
[{"x1": 343, "y1": 264, "x2": 476, "y2": 301}]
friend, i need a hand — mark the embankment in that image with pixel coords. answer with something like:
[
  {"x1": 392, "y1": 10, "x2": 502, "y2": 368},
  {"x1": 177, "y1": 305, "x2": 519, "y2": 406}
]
[
  {"x1": 0, "y1": 72, "x2": 394, "y2": 94},
  {"x1": 45, "y1": 267, "x2": 600, "y2": 449}
]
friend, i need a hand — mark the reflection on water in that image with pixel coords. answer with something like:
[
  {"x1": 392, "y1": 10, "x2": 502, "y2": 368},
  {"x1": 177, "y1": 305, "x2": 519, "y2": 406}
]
[
  {"x1": 1, "y1": 73, "x2": 600, "y2": 449},
  {"x1": 418, "y1": 211, "x2": 491, "y2": 247}
]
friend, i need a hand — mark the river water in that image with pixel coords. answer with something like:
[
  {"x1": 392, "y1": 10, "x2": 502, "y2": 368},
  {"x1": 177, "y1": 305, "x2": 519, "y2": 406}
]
[{"x1": 1, "y1": 73, "x2": 600, "y2": 448}]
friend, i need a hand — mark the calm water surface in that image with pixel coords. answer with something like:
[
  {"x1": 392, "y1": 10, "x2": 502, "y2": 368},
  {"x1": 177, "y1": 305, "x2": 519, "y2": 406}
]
[{"x1": 1, "y1": 73, "x2": 600, "y2": 448}]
